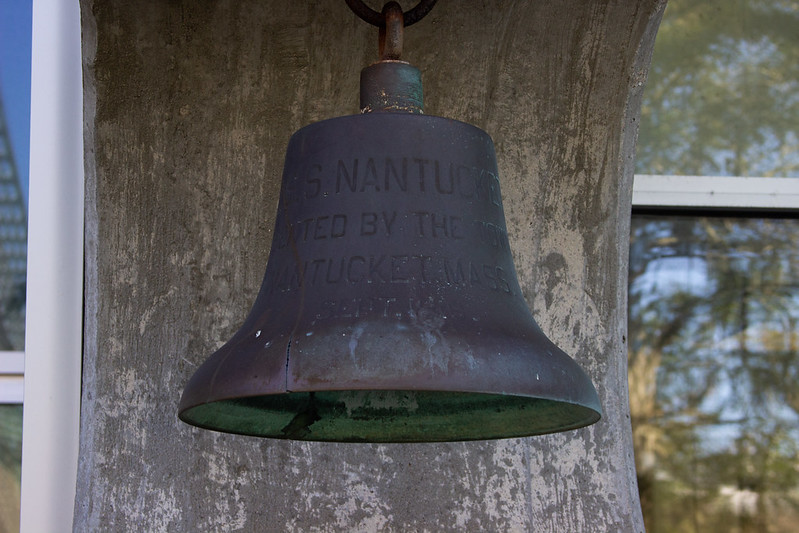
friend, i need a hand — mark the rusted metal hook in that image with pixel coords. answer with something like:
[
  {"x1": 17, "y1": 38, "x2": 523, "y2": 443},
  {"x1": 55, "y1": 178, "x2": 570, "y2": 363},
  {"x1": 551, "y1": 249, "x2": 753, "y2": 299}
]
[
  {"x1": 345, "y1": 0, "x2": 438, "y2": 27},
  {"x1": 379, "y1": 2, "x2": 404, "y2": 60}
]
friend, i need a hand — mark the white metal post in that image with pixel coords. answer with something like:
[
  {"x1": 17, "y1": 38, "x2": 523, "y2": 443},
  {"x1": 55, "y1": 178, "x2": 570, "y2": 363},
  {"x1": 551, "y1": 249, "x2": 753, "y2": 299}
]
[{"x1": 20, "y1": 0, "x2": 84, "y2": 531}]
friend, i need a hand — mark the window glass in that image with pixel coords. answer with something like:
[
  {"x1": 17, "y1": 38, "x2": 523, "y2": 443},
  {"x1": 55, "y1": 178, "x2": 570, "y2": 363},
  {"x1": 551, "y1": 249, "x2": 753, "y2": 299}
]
[
  {"x1": 0, "y1": 404, "x2": 22, "y2": 531},
  {"x1": 629, "y1": 215, "x2": 799, "y2": 533},
  {"x1": 0, "y1": 1, "x2": 31, "y2": 531},
  {"x1": 631, "y1": 0, "x2": 799, "y2": 530},
  {"x1": 636, "y1": 0, "x2": 799, "y2": 177},
  {"x1": 0, "y1": 2, "x2": 31, "y2": 352}
]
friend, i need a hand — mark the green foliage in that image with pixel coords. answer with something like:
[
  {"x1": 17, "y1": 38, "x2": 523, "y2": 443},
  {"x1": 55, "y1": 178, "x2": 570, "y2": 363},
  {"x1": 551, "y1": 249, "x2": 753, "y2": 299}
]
[
  {"x1": 0, "y1": 404, "x2": 22, "y2": 479},
  {"x1": 629, "y1": 216, "x2": 799, "y2": 533},
  {"x1": 631, "y1": 2, "x2": 799, "y2": 527},
  {"x1": 636, "y1": 0, "x2": 799, "y2": 177}
]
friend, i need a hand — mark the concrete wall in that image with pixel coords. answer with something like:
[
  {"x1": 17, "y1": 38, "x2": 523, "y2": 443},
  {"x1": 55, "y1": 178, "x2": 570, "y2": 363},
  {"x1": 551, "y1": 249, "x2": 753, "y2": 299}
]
[{"x1": 76, "y1": 1, "x2": 664, "y2": 530}]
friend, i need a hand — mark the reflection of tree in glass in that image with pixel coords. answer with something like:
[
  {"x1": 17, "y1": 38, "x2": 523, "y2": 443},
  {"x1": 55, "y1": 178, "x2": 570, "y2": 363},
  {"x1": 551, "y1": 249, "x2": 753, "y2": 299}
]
[
  {"x1": 636, "y1": 1, "x2": 799, "y2": 177},
  {"x1": 0, "y1": 405, "x2": 21, "y2": 478},
  {"x1": 0, "y1": 88, "x2": 28, "y2": 351},
  {"x1": 0, "y1": 404, "x2": 22, "y2": 533},
  {"x1": 629, "y1": 216, "x2": 799, "y2": 533}
]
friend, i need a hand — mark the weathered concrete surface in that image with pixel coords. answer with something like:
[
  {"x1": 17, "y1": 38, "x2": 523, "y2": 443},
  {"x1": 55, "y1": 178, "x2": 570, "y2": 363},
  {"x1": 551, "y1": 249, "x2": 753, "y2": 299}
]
[{"x1": 76, "y1": 1, "x2": 664, "y2": 531}]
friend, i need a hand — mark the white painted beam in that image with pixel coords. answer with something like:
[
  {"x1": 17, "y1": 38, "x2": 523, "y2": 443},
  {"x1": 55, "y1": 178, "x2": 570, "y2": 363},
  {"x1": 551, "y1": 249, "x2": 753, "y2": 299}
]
[{"x1": 20, "y1": 0, "x2": 83, "y2": 531}]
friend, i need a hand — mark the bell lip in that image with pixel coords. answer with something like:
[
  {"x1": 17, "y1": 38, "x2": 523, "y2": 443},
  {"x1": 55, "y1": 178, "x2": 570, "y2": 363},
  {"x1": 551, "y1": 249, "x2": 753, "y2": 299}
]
[
  {"x1": 178, "y1": 383, "x2": 602, "y2": 415},
  {"x1": 178, "y1": 388, "x2": 601, "y2": 443},
  {"x1": 177, "y1": 324, "x2": 603, "y2": 424},
  {"x1": 178, "y1": 331, "x2": 603, "y2": 441}
]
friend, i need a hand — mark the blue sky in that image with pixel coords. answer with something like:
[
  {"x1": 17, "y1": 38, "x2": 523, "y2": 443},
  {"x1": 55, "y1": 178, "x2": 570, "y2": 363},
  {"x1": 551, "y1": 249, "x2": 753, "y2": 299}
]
[{"x1": 0, "y1": 0, "x2": 32, "y2": 205}]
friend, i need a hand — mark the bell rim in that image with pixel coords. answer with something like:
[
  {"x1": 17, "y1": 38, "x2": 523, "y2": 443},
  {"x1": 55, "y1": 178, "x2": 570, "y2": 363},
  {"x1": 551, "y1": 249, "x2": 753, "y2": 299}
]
[{"x1": 178, "y1": 388, "x2": 601, "y2": 442}]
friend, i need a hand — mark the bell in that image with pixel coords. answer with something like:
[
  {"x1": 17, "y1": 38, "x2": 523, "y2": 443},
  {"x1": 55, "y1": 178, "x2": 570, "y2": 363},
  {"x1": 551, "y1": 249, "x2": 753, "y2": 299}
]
[{"x1": 179, "y1": 5, "x2": 600, "y2": 442}]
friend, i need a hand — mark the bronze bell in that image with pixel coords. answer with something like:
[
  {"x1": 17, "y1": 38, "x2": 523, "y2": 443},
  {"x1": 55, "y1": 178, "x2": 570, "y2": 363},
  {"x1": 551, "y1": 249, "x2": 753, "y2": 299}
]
[{"x1": 179, "y1": 3, "x2": 601, "y2": 442}]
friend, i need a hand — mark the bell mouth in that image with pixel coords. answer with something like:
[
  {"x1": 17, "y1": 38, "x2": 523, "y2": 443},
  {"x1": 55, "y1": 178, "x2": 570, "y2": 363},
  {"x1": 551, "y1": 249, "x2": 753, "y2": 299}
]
[{"x1": 179, "y1": 390, "x2": 600, "y2": 442}]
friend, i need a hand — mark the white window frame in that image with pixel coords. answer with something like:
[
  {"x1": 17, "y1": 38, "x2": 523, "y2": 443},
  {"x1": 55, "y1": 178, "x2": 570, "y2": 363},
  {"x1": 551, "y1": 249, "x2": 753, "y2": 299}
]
[
  {"x1": 633, "y1": 174, "x2": 799, "y2": 211},
  {"x1": 0, "y1": 351, "x2": 24, "y2": 403},
  {"x1": 19, "y1": 0, "x2": 84, "y2": 532},
  {"x1": 12, "y1": 2, "x2": 799, "y2": 531}
]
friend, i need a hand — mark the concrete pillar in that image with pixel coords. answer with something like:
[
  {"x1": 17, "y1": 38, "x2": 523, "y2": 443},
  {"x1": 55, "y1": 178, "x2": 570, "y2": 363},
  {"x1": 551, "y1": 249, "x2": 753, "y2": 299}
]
[{"x1": 76, "y1": 1, "x2": 664, "y2": 530}]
